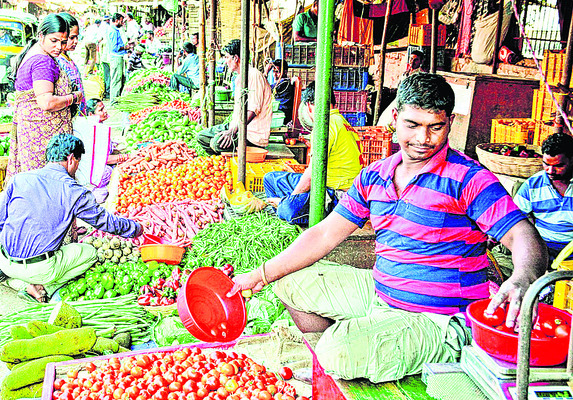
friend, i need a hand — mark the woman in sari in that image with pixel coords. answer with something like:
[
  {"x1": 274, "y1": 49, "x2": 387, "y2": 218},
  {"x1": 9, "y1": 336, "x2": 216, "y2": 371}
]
[
  {"x1": 8, "y1": 13, "x2": 83, "y2": 180},
  {"x1": 56, "y1": 13, "x2": 86, "y2": 116}
]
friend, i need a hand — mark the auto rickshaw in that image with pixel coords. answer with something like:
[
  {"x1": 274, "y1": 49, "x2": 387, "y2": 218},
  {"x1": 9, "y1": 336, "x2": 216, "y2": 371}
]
[{"x1": 0, "y1": 10, "x2": 37, "y2": 101}]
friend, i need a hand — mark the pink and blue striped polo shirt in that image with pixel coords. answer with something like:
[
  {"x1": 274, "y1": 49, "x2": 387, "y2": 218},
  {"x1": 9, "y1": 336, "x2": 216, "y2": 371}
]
[{"x1": 335, "y1": 144, "x2": 526, "y2": 315}]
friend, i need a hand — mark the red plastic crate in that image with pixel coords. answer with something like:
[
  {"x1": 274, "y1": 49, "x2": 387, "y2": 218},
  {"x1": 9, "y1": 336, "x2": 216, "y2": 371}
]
[
  {"x1": 408, "y1": 23, "x2": 446, "y2": 47},
  {"x1": 353, "y1": 126, "x2": 395, "y2": 167},
  {"x1": 334, "y1": 91, "x2": 368, "y2": 113},
  {"x1": 333, "y1": 44, "x2": 371, "y2": 68},
  {"x1": 286, "y1": 67, "x2": 315, "y2": 89}
]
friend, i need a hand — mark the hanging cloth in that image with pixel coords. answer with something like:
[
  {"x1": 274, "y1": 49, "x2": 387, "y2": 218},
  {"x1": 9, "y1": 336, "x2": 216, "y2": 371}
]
[{"x1": 337, "y1": 0, "x2": 374, "y2": 46}]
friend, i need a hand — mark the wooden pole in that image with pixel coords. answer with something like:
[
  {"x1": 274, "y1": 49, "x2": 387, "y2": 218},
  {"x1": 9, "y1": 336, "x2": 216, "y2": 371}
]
[
  {"x1": 491, "y1": 0, "x2": 504, "y2": 74},
  {"x1": 430, "y1": 8, "x2": 438, "y2": 73},
  {"x1": 199, "y1": 0, "x2": 207, "y2": 126},
  {"x1": 208, "y1": 0, "x2": 217, "y2": 127},
  {"x1": 373, "y1": 0, "x2": 394, "y2": 124},
  {"x1": 171, "y1": 8, "x2": 176, "y2": 72},
  {"x1": 554, "y1": 6, "x2": 573, "y2": 134}
]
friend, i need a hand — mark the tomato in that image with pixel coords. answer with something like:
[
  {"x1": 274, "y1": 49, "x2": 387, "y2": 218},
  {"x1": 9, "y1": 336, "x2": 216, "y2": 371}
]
[
  {"x1": 495, "y1": 324, "x2": 517, "y2": 335},
  {"x1": 482, "y1": 307, "x2": 506, "y2": 327},
  {"x1": 220, "y1": 362, "x2": 236, "y2": 376},
  {"x1": 168, "y1": 382, "x2": 182, "y2": 392},
  {"x1": 540, "y1": 319, "x2": 558, "y2": 336},
  {"x1": 555, "y1": 323, "x2": 571, "y2": 338},
  {"x1": 278, "y1": 367, "x2": 293, "y2": 380}
]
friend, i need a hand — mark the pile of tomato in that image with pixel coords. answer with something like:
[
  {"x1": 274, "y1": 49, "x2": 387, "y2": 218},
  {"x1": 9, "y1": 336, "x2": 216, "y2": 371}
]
[
  {"x1": 482, "y1": 306, "x2": 571, "y2": 340},
  {"x1": 52, "y1": 347, "x2": 308, "y2": 400},
  {"x1": 117, "y1": 156, "x2": 231, "y2": 214}
]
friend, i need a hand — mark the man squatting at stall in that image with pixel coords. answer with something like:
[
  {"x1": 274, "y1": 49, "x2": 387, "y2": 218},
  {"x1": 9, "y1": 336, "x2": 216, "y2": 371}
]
[
  {"x1": 0, "y1": 134, "x2": 142, "y2": 303},
  {"x1": 515, "y1": 132, "x2": 573, "y2": 263},
  {"x1": 196, "y1": 39, "x2": 272, "y2": 155},
  {"x1": 230, "y1": 73, "x2": 547, "y2": 382}
]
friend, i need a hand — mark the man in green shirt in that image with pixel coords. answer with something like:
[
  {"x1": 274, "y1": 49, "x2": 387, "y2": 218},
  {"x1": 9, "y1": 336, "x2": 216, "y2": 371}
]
[
  {"x1": 293, "y1": 0, "x2": 318, "y2": 42},
  {"x1": 263, "y1": 82, "x2": 362, "y2": 224}
]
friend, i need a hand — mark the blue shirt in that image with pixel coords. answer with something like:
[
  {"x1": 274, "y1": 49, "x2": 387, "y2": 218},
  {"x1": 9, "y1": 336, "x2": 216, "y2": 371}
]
[
  {"x1": 178, "y1": 53, "x2": 200, "y2": 88},
  {"x1": 108, "y1": 26, "x2": 127, "y2": 57},
  {"x1": 0, "y1": 164, "x2": 140, "y2": 259},
  {"x1": 514, "y1": 171, "x2": 573, "y2": 255}
]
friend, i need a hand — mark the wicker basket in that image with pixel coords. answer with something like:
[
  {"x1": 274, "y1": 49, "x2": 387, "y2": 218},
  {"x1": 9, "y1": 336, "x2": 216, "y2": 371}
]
[
  {"x1": 0, "y1": 123, "x2": 11, "y2": 134},
  {"x1": 475, "y1": 143, "x2": 543, "y2": 178}
]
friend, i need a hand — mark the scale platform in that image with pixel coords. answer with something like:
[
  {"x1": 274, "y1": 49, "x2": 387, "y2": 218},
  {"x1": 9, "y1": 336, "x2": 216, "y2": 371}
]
[{"x1": 461, "y1": 343, "x2": 572, "y2": 400}]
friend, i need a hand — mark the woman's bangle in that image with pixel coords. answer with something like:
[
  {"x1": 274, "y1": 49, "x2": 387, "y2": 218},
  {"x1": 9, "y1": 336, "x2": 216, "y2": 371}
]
[
  {"x1": 65, "y1": 94, "x2": 72, "y2": 107},
  {"x1": 259, "y1": 262, "x2": 269, "y2": 286}
]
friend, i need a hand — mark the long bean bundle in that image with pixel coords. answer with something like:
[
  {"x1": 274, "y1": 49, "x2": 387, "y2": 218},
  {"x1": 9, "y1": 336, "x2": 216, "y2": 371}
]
[
  {"x1": 185, "y1": 213, "x2": 302, "y2": 273},
  {"x1": 0, "y1": 295, "x2": 155, "y2": 347}
]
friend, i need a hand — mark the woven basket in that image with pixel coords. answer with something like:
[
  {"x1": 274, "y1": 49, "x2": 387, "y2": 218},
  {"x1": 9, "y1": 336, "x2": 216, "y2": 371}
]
[
  {"x1": 475, "y1": 143, "x2": 543, "y2": 178},
  {"x1": 0, "y1": 123, "x2": 11, "y2": 134}
]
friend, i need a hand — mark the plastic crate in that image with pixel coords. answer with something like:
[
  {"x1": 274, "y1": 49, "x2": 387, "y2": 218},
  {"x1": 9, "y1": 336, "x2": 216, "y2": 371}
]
[
  {"x1": 533, "y1": 120, "x2": 554, "y2": 147},
  {"x1": 343, "y1": 112, "x2": 367, "y2": 127},
  {"x1": 531, "y1": 87, "x2": 572, "y2": 120},
  {"x1": 353, "y1": 126, "x2": 394, "y2": 167},
  {"x1": 490, "y1": 118, "x2": 536, "y2": 144},
  {"x1": 334, "y1": 91, "x2": 368, "y2": 113},
  {"x1": 333, "y1": 44, "x2": 371, "y2": 68},
  {"x1": 407, "y1": 45, "x2": 445, "y2": 71},
  {"x1": 542, "y1": 50, "x2": 571, "y2": 87},
  {"x1": 284, "y1": 43, "x2": 316, "y2": 67},
  {"x1": 408, "y1": 24, "x2": 446, "y2": 47},
  {"x1": 230, "y1": 158, "x2": 297, "y2": 192},
  {"x1": 286, "y1": 67, "x2": 315, "y2": 89},
  {"x1": 333, "y1": 68, "x2": 369, "y2": 91}
]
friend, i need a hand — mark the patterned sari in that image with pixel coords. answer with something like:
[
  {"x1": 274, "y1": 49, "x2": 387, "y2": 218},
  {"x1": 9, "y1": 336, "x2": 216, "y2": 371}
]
[
  {"x1": 57, "y1": 54, "x2": 87, "y2": 116},
  {"x1": 7, "y1": 65, "x2": 73, "y2": 181}
]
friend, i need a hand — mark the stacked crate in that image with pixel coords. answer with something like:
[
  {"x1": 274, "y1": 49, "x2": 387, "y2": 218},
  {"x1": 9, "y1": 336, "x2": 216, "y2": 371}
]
[
  {"x1": 284, "y1": 43, "x2": 371, "y2": 127},
  {"x1": 407, "y1": 23, "x2": 446, "y2": 70},
  {"x1": 332, "y1": 44, "x2": 371, "y2": 126}
]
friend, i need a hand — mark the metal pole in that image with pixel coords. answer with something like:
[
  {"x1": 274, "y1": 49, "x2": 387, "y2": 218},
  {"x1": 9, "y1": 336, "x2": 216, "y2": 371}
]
[
  {"x1": 373, "y1": 0, "x2": 394, "y2": 124},
  {"x1": 516, "y1": 270, "x2": 573, "y2": 399},
  {"x1": 237, "y1": 0, "x2": 250, "y2": 185},
  {"x1": 208, "y1": 0, "x2": 217, "y2": 127},
  {"x1": 554, "y1": 6, "x2": 573, "y2": 134},
  {"x1": 430, "y1": 8, "x2": 438, "y2": 73},
  {"x1": 309, "y1": 0, "x2": 335, "y2": 226},
  {"x1": 199, "y1": 0, "x2": 207, "y2": 126},
  {"x1": 491, "y1": 0, "x2": 504, "y2": 74},
  {"x1": 171, "y1": 10, "x2": 176, "y2": 72}
]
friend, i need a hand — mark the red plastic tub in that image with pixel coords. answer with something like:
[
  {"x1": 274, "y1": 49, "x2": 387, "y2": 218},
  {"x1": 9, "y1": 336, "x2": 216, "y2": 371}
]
[
  {"x1": 177, "y1": 267, "x2": 246, "y2": 342},
  {"x1": 467, "y1": 299, "x2": 571, "y2": 366}
]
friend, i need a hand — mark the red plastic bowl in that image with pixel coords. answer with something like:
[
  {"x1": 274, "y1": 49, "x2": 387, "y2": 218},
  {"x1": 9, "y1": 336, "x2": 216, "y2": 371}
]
[
  {"x1": 142, "y1": 234, "x2": 170, "y2": 245},
  {"x1": 177, "y1": 267, "x2": 246, "y2": 342},
  {"x1": 467, "y1": 299, "x2": 571, "y2": 366}
]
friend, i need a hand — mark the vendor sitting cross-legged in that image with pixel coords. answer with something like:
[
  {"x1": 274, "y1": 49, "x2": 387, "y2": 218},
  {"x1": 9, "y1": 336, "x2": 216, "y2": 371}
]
[
  {"x1": 514, "y1": 132, "x2": 573, "y2": 263},
  {"x1": 263, "y1": 82, "x2": 362, "y2": 225},
  {"x1": 230, "y1": 73, "x2": 547, "y2": 383},
  {"x1": 196, "y1": 39, "x2": 273, "y2": 155},
  {"x1": 0, "y1": 134, "x2": 142, "y2": 303}
]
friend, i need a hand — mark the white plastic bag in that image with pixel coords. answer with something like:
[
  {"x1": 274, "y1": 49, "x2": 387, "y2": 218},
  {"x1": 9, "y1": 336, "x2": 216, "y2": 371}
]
[
  {"x1": 471, "y1": 1, "x2": 512, "y2": 65},
  {"x1": 73, "y1": 116, "x2": 111, "y2": 188}
]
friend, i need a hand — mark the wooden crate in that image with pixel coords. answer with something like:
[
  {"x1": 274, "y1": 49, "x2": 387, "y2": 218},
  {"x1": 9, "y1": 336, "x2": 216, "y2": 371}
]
[
  {"x1": 408, "y1": 24, "x2": 446, "y2": 47},
  {"x1": 531, "y1": 87, "x2": 572, "y2": 120},
  {"x1": 542, "y1": 50, "x2": 572, "y2": 86}
]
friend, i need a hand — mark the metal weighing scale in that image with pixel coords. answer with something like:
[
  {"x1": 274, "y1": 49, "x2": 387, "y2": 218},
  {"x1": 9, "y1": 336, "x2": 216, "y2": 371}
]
[
  {"x1": 460, "y1": 271, "x2": 573, "y2": 400},
  {"x1": 461, "y1": 343, "x2": 571, "y2": 400}
]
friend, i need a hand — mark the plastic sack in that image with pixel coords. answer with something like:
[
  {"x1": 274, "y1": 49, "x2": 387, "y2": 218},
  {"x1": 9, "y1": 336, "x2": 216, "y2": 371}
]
[
  {"x1": 471, "y1": 1, "x2": 512, "y2": 65},
  {"x1": 73, "y1": 116, "x2": 111, "y2": 188}
]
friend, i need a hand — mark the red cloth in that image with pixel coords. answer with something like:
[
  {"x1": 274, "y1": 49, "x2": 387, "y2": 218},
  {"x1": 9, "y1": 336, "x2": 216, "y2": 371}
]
[
  {"x1": 457, "y1": 0, "x2": 474, "y2": 57},
  {"x1": 337, "y1": 0, "x2": 373, "y2": 45},
  {"x1": 368, "y1": 0, "x2": 410, "y2": 18}
]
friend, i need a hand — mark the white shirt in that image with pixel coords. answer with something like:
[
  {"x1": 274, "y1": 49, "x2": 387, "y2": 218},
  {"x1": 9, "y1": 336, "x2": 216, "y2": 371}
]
[
  {"x1": 126, "y1": 20, "x2": 140, "y2": 41},
  {"x1": 83, "y1": 23, "x2": 100, "y2": 44}
]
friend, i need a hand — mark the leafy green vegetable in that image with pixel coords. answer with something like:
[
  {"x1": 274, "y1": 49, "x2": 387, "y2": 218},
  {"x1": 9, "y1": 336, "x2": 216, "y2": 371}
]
[{"x1": 152, "y1": 316, "x2": 198, "y2": 347}]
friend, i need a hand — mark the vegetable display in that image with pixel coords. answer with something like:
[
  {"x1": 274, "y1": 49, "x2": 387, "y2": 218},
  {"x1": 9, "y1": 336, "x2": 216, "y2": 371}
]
[
  {"x1": 126, "y1": 199, "x2": 224, "y2": 247},
  {"x1": 128, "y1": 100, "x2": 200, "y2": 125},
  {"x1": 117, "y1": 156, "x2": 230, "y2": 213},
  {"x1": 114, "y1": 93, "x2": 164, "y2": 113},
  {"x1": 0, "y1": 115, "x2": 12, "y2": 124},
  {"x1": 125, "y1": 110, "x2": 206, "y2": 156},
  {"x1": 220, "y1": 184, "x2": 267, "y2": 215},
  {"x1": 83, "y1": 235, "x2": 141, "y2": 264},
  {"x1": 119, "y1": 140, "x2": 199, "y2": 176},
  {"x1": 0, "y1": 135, "x2": 10, "y2": 156},
  {"x1": 50, "y1": 347, "x2": 305, "y2": 400},
  {"x1": 137, "y1": 264, "x2": 187, "y2": 307},
  {"x1": 485, "y1": 144, "x2": 541, "y2": 158},
  {"x1": 0, "y1": 295, "x2": 155, "y2": 348}
]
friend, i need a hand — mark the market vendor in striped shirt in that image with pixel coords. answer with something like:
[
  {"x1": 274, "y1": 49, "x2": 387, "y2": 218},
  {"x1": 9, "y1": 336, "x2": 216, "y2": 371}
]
[
  {"x1": 229, "y1": 73, "x2": 547, "y2": 383},
  {"x1": 514, "y1": 132, "x2": 573, "y2": 262}
]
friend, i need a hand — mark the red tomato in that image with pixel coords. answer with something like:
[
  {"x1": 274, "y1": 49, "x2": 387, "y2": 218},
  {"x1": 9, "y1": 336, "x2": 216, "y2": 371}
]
[
  {"x1": 482, "y1": 307, "x2": 506, "y2": 326},
  {"x1": 168, "y1": 382, "x2": 182, "y2": 392},
  {"x1": 85, "y1": 363, "x2": 97, "y2": 373},
  {"x1": 540, "y1": 319, "x2": 558, "y2": 337},
  {"x1": 555, "y1": 323, "x2": 571, "y2": 338},
  {"x1": 495, "y1": 324, "x2": 517, "y2": 335},
  {"x1": 278, "y1": 367, "x2": 293, "y2": 380}
]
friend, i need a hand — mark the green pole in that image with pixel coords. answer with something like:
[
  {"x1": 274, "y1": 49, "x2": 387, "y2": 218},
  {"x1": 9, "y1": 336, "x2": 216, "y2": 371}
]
[{"x1": 309, "y1": 0, "x2": 335, "y2": 226}]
